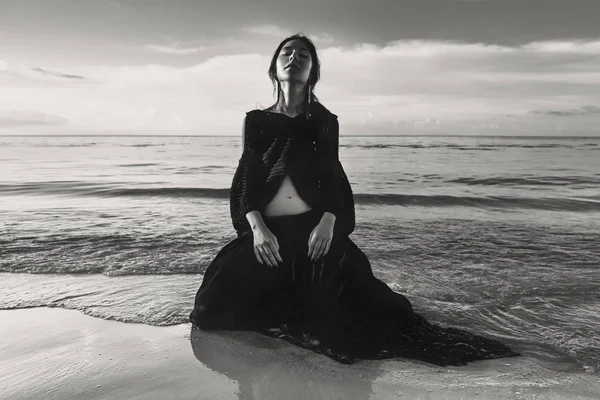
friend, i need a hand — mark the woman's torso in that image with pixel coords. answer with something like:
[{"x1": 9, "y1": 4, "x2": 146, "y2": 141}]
[
  {"x1": 263, "y1": 174, "x2": 312, "y2": 216},
  {"x1": 254, "y1": 109, "x2": 321, "y2": 217}
]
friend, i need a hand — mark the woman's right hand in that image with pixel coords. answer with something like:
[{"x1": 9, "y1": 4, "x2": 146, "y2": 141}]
[{"x1": 252, "y1": 226, "x2": 283, "y2": 267}]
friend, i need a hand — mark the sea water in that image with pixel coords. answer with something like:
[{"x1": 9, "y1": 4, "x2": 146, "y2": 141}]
[{"x1": 1, "y1": 134, "x2": 599, "y2": 374}]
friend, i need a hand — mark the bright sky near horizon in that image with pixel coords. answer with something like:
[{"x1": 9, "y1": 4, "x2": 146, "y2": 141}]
[{"x1": 1, "y1": 0, "x2": 599, "y2": 136}]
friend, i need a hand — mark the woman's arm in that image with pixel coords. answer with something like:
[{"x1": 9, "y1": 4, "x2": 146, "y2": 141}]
[
  {"x1": 318, "y1": 114, "x2": 356, "y2": 237},
  {"x1": 230, "y1": 112, "x2": 266, "y2": 235},
  {"x1": 245, "y1": 210, "x2": 268, "y2": 232},
  {"x1": 319, "y1": 114, "x2": 341, "y2": 215}
]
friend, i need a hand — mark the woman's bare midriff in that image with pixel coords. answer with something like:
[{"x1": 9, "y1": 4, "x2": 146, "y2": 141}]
[{"x1": 263, "y1": 174, "x2": 312, "y2": 216}]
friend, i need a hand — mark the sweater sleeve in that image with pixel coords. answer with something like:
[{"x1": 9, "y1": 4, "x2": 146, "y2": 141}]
[
  {"x1": 230, "y1": 112, "x2": 265, "y2": 235},
  {"x1": 318, "y1": 114, "x2": 356, "y2": 237}
]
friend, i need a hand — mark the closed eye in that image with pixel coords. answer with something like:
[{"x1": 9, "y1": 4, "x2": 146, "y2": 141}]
[{"x1": 282, "y1": 51, "x2": 310, "y2": 58}]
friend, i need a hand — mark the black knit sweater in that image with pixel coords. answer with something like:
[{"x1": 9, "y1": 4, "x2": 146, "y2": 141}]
[{"x1": 229, "y1": 102, "x2": 355, "y2": 237}]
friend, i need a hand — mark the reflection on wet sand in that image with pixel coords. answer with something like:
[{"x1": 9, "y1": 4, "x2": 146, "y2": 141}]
[{"x1": 190, "y1": 327, "x2": 385, "y2": 400}]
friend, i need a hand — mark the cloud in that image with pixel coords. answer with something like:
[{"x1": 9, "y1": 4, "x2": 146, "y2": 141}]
[
  {"x1": 311, "y1": 33, "x2": 336, "y2": 45},
  {"x1": 1, "y1": 37, "x2": 600, "y2": 135},
  {"x1": 0, "y1": 60, "x2": 89, "y2": 85},
  {"x1": 0, "y1": 110, "x2": 68, "y2": 127},
  {"x1": 31, "y1": 68, "x2": 87, "y2": 80},
  {"x1": 244, "y1": 25, "x2": 292, "y2": 37},
  {"x1": 523, "y1": 40, "x2": 600, "y2": 54},
  {"x1": 530, "y1": 105, "x2": 600, "y2": 116},
  {"x1": 143, "y1": 43, "x2": 212, "y2": 55},
  {"x1": 243, "y1": 25, "x2": 336, "y2": 45},
  {"x1": 316, "y1": 39, "x2": 600, "y2": 127}
]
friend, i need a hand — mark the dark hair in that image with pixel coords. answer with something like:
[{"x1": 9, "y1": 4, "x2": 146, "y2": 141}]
[{"x1": 267, "y1": 33, "x2": 321, "y2": 118}]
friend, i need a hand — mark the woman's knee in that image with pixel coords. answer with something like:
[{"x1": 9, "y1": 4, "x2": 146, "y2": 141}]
[{"x1": 337, "y1": 241, "x2": 375, "y2": 281}]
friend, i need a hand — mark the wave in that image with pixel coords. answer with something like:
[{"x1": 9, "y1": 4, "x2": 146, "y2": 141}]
[
  {"x1": 446, "y1": 176, "x2": 600, "y2": 186},
  {"x1": 353, "y1": 193, "x2": 600, "y2": 211},
  {"x1": 0, "y1": 143, "x2": 171, "y2": 148},
  {"x1": 341, "y1": 143, "x2": 599, "y2": 150},
  {"x1": 117, "y1": 163, "x2": 160, "y2": 167},
  {"x1": 2, "y1": 181, "x2": 600, "y2": 212},
  {"x1": 0, "y1": 182, "x2": 230, "y2": 199}
]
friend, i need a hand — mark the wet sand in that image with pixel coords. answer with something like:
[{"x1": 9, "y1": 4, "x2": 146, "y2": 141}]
[{"x1": 1, "y1": 307, "x2": 599, "y2": 400}]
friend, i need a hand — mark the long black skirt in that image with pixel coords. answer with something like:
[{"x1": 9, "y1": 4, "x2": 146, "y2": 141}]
[{"x1": 190, "y1": 208, "x2": 520, "y2": 366}]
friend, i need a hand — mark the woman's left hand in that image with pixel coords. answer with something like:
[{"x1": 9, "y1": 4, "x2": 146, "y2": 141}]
[{"x1": 307, "y1": 218, "x2": 335, "y2": 261}]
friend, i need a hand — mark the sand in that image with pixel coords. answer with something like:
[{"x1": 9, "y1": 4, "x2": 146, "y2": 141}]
[{"x1": 1, "y1": 307, "x2": 599, "y2": 400}]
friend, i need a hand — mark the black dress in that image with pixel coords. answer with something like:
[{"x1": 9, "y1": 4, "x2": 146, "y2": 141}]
[{"x1": 190, "y1": 105, "x2": 520, "y2": 366}]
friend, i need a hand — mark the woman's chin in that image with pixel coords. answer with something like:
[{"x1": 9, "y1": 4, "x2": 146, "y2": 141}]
[{"x1": 278, "y1": 73, "x2": 308, "y2": 83}]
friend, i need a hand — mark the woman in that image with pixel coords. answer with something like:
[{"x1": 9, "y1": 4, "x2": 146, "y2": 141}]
[{"x1": 190, "y1": 34, "x2": 520, "y2": 366}]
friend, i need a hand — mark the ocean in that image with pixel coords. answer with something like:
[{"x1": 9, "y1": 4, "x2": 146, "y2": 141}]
[{"x1": 1, "y1": 134, "x2": 599, "y2": 375}]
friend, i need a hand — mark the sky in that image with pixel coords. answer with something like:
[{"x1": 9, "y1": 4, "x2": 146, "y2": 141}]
[{"x1": 1, "y1": 0, "x2": 599, "y2": 136}]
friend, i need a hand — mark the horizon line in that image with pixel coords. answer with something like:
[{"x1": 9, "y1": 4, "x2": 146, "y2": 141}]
[{"x1": 1, "y1": 134, "x2": 599, "y2": 139}]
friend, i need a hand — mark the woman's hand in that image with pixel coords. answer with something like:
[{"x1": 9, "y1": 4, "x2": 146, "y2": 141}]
[
  {"x1": 252, "y1": 225, "x2": 283, "y2": 267},
  {"x1": 307, "y1": 217, "x2": 335, "y2": 261}
]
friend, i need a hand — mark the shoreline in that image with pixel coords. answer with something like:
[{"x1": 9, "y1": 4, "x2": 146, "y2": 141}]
[{"x1": 1, "y1": 307, "x2": 599, "y2": 400}]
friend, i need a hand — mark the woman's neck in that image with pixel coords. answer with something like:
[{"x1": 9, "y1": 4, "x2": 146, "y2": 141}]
[{"x1": 274, "y1": 82, "x2": 307, "y2": 115}]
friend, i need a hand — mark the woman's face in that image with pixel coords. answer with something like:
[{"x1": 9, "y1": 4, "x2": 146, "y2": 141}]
[{"x1": 276, "y1": 39, "x2": 313, "y2": 86}]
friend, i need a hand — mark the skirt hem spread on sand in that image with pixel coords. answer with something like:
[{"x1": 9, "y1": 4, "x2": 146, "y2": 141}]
[{"x1": 190, "y1": 208, "x2": 520, "y2": 366}]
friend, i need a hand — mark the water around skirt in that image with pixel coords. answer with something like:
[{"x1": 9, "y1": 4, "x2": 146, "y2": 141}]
[{"x1": 190, "y1": 208, "x2": 521, "y2": 365}]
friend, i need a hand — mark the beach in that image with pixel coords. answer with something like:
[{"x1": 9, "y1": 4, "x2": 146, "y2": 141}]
[
  {"x1": 2, "y1": 307, "x2": 599, "y2": 400},
  {"x1": 3, "y1": 1, "x2": 600, "y2": 397},
  {"x1": 1, "y1": 135, "x2": 599, "y2": 399}
]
